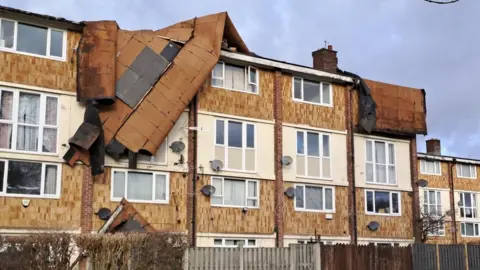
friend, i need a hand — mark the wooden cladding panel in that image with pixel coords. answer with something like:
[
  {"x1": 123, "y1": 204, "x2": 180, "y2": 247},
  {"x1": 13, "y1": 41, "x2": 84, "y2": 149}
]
[
  {"x1": 356, "y1": 189, "x2": 414, "y2": 239},
  {"x1": 91, "y1": 168, "x2": 187, "y2": 232},
  {"x1": 197, "y1": 70, "x2": 274, "y2": 120},
  {"x1": 418, "y1": 160, "x2": 450, "y2": 189},
  {"x1": 453, "y1": 165, "x2": 480, "y2": 191},
  {"x1": 196, "y1": 175, "x2": 275, "y2": 234},
  {"x1": 0, "y1": 31, "x2": 80, "y2": 92},
  {"x1": 0, "y1": 164, "x2": 82, "y2": 230},
  {"x1": 283, "y1": 183, "x2": 350, "y2": 237},
  {"x1": 281, "y1": 74, "x2": 346, "y2": 131}
]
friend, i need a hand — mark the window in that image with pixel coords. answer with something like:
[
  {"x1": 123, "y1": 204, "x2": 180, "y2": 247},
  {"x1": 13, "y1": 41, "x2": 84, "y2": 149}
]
[
  {"x1": 365, "y1": 190, "x2": 401, "y2": 215},
  {"x1": 423, "y1": 190, "x2": 445, "y2": 236},
  {"x1": 292, "y1": 77, "x2": 332, "y2": 106},
  {"x1": 294, "y1": 184, "x2": 334, "y2": 212},
  {"x1": 420, "y1": 160, "x2": 441, "y2": 175},
  {"x1": 215, "y1": 119, "x2": 255, "y2": 172},
  {"x1": 296, "y1": 130, "x2": 331, "y2": 179},
  {"x1": 111, "y1": 170, "x2": 169, "y2": 203},
  {"x1": 0, "y1": 88, "x2": 59, "y2": 153},
  {"x1": 211, "y1": 177, "x2": 258, "y2": 208},
  {"x1": 213, "y1": 238, "x2": 257, "y2": 247},
  {"x1": 211, "y1": 62, "x2": 259, "y2": 94},
  {"x1": 461, "y1": 223, "x2": 480, "y2": 237},
  {"x1": 0, "y1": 18, "x2": 65, "y2": 59},
  {"x1": 460, "y1": 193, "x2": 477, "y2": 219},
  {"x1": 120, "y1": 139, "x2": 168, "y2": 165},
  {"x1": 0, "y1": 159, "x2": 60, "y2": 198},
  {"x1": 366, "y1": 140, "x2": 396, "y2": 185},
  {"x1": 457, "y1": 164, "x2": 476, "y2": 179}
]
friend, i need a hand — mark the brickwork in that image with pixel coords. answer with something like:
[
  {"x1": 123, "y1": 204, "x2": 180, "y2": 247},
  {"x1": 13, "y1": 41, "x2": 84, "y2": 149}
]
[
  {"x1": 187, "y1": 96, "x2": 197, "y2": 246},
  {"x1": 410, "y1": 137, "x2": 421, "y2": 242},
  {"x1": 274, "y1": 70, "x2": 284, "y2": 246},
  {"x1": 345, "y1": 86, "x2": 356, "y2": 244}
]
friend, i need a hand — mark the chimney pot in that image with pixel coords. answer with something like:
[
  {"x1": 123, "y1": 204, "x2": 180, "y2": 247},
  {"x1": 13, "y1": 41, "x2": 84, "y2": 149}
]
[
  {"x1": 327, "y1": 45, "x2": 333, "y2": 50},
  {"x1": 426, "y1": 139, "x2": 441, "y2": 155}
]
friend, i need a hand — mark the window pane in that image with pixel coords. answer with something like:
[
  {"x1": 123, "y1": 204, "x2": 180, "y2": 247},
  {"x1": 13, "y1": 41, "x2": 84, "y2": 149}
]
[
  {"x1": 0, "y1": 123, "x2": 12, "y2": 149},
  {"x1": 50, "y1": 30, "x2": 64, "y2": 57},
  {"x1": 307, "y1": 132, "x2": 319, "y2": 156},
  {"x1": 228, "y1": 121, "x2": 242, "y2": 147},
  {"x1": 294, "y1": 78, "x2": 302, "y2": 99},
  {"x1": 366, "y1": 191, "x2": 374, "y2": 212},
  {"x1": 214, "y1": 239, "x2": 222, "y2": 246},
  {"x1": 0, "y1": 19, "x2": 14, "y2": 48},
  {"x1": 216, "y1": 120, "x2": 224, "y2": 145},
  {"x1": 388, "y1": 144, "x2": 395, "y2": 165},
  {"x1": 247, "y1": 240, "x2": 256, "y2": 246},
  {"x1": 113, "y1": 171, "x2": 126, "y2": 198},
  {"x1": 375, "y1": 142, "x2": 386, "y2": 164},
  {"x1": 366, "y1": 163, "x2": 374, "y2": 183},
  {"x1": 305, "y1": 186, "x2": 323, "y2": 210},
  {"x1": 325, "y1": 188, "x2": 333, "y2": 210},
  {"x1": 295, "y1": 186, "x2": 304, "y2": 208},
  {"x1": 44, "y1": 165, "x2": 57, "y2": 195},
  {"x1": 248, "y1": 181, "x2": 257, "y2": 197},
  {"x1": 366, "y1": 141, "x2": 373, "y2": 162},
  {"x1": 392, "y1": 193, "x2": 399, "y2": 214},
  {"x1": 17, "y1": 126, "x2": 39, "y2": 151},
  {"x1": 465, "y1": 193, "x2": 472, "y2": 207},
  {"x1": 0, "y1": 91, "x2": 13, "y2": 120},
  {"x1": 246, "y1": 124, "x2": 254, "y2": 148},
  {"x1": 428, "y1": 191, "x2": 435, "y2": 204},
  {"x1": 322, "y1": 158, "x2": 331, "y2": 179},
  {"x1": 303, "y1": 80, "x2": 320, "y2": 103},
  {"x1": 376, "y1": 164, "x2": 387, "y2": 183},
  {"x1": 322, "y1": 135, "x2": 330, "y2": 157},
  {"x1": 388, "y1": 165, "x2": 396, "y2": 184},
  {"x1": 18, "y1": 93, "x2": 40, "y2": 124},
  {"x1": 224, "y1": 64, "x2": 245, "y2": 91},
  {"x1": 7, "y1": 161, "x2": 42, "y2": 195},
  {"x1": 127, "y1": 172, "x2": 153, "y2": 201},
  {"x1": 375, "y1": 191, "x2": 390, "y2": 214},
  {"x1": 155, "y1": 174, "x2": 167, "y2": 200},
  {"x1": 42, "y1": 128, "x2": 57, "y2": 153},
  {"x1": 17, "y1": 23, "x2": 47, "y2": 56},
  {"x1": 296, "y1": 131, "x2": 304, "y2": 154},
  {"x1": 0, "y1": 161, "x2": 3, "y2": 192},
  {"x1": 224, "y1": 179, "x2": 245, "y2": 206},
  {"x1": 45, "y1": 97, "x2": 58, "y2": 125},
  {"x1": 322, "y1": 83, "x2": 331, "y2": 105},
  {"x1": 212, "y1": 178, "x2": 223, "y2": 196},
  {"x1": 249, "y1": 67, "x2": 257, "y2": 84},
  {"x1": 213, "y1": 63, "x2": 223, "y2": 78},
  {"x1": 247, "y1": 199, "x2": 257, "y2": 207},
  {"x1": 466, "y1": 223, "x2": 474, "y2": 236}
]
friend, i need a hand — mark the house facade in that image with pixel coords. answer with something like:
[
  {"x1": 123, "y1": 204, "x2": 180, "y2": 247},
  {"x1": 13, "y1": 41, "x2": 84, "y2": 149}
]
[{"x1": 0, "y1": 6, "x2": 428, "y2": 247}]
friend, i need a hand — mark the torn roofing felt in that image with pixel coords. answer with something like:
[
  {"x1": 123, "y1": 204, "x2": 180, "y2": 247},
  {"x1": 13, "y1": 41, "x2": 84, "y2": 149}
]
[{"x1": 66, "y1": 12, "x2": 249, "y2": 174}]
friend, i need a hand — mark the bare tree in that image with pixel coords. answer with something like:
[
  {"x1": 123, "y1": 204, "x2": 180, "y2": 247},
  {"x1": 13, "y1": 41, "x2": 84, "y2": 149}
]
[{"x1": 417, "y1": 197, "x2": 453, "y2": 243}]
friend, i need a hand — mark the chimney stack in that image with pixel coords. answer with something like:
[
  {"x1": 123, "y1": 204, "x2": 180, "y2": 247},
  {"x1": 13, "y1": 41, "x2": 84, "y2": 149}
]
[
  {"x1": 426, "y1": 139, "x2": 441, "y2": 155},
  {"x1": 312, "y1": 45, "x2": 338, "y2": 74}
]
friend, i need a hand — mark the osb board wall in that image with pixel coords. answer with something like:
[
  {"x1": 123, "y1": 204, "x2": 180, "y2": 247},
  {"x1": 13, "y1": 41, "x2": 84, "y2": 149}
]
[
  {"x1": 0, "y1": 164, "x2": 82, "y2": 230},
  {"x1": 91, "y1": 168, "x2": 187, "y2": 232},
  {"x1": 281, "y1": 74, "x2": 346, "y2": 131},
  {"x1": 425, "y1": 221, "x2": 454, "y2": 244},
  {"x1": 283, "y1": 183, "x2": 350, "y2": 237},
  {"x1": 453, "y1": 165, "x2": 480, "y2": 191},
  {"x1": 356, "y1": 189, "x2": 413, "y2": 239},
  {"x1": 197, "y1": 69, "x2": 274, "y2": 120},
  {"x1": 196, "y1": 175, "x2": 275, "y2": 234},
  {"x1": 418, "y1": 160, "x2": 450, "y2": 189},
  {"x1": 0, "y1": 31, "x2": 80, "y2": 92}
]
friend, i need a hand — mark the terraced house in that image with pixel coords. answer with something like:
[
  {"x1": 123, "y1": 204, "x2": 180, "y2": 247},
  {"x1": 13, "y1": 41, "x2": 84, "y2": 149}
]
[{"x1": 0, "y1": 5, "x2": 428, "y2": 247}]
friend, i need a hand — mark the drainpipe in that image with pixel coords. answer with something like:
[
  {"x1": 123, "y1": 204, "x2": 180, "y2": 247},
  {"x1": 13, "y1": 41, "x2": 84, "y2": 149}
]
[
  {"x1": 449, "y1": 158, "x2": 458, "y2": 244},
  {"x1": 346, "y1": 83, "x2": 358, "y2": 245},
  {"x1": 188, "y1": 95, "x2": 198, "y2": 247}
]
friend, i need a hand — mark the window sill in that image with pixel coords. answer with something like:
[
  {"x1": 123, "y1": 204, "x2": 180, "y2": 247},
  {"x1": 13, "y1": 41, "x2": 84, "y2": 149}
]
[
  {"x1": 420, "y1": 172, "x2": 442, "y2": 176},
  {"x1": 291, "y1": 99, "x2": 333, "y2": 108},
  {"x1": 294, "y1": 208, "x2": 335, "y2": 214},
  {"x1": 0, "y1": 148, "x2": 59, "y2": 157},
  {"x1": 457, "y1": 176, "x2": 477, "y2": 180},
  {"x1": 460, "y1": 235, "x2": 480, "y2": 238},
  {"x1": 365, "y1": 182, "x2": 398, "y2": 187},
  {"x1": 365, "y1": 212, "x2": 401, "y2": 217},
  {"x1": 220, "y1": 168, "x2": 258, "y2": 174},
  {"x1": 459, "y1": 218, "x2": 480, "y2": 222},
  {"x1": 296, "y1": 175, "x2": 333, "y2": 181},
  {"x1": 0, "y1": 193, "x2": 60, "y2": 199},
  {"x1": 211, "y1": 85, "x2": 260, "y2": 96},
  {"x1": 0, "y1": 47, "x2": 66, "y2": 62},
  {"x1": 211, "y1": 204, "x2": 259, "y2": 210},
  {"x1": 111, "y1": 198, "x2": 169, "y2": 204}
]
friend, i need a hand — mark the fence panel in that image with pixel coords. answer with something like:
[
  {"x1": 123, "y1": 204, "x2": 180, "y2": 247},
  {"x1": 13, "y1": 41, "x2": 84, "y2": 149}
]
[
  {"x1": 439, "y1": 244, "x2": 465, "y2": 270},
  {"x1": 413, "y1": 244, "x2": 437, "y2": 270},
  {"x1": 468, "y1": 245, "x2": 480, "y2": 270}
]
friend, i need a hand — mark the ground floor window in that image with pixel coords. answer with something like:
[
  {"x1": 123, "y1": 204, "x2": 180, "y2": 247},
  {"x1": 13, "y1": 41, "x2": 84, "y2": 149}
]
[
  {"x1": 461, "y1": 222, "x2": 480, "y2": 237},
  {"x1": 111, "y1": 169, "x2": 169, "y2": 203},
  {"x1": 213, "y1": 238, "x2": 257, "y2": 247}
]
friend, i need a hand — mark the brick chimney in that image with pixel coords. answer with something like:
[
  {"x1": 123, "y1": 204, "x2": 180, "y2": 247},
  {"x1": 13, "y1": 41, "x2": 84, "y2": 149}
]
[
  {"x1": 426, "y1": 139, "x2": 441, "y2": 155},
  {"x1": 312, "y1": 45, "x2": 338, "y2": 73}
]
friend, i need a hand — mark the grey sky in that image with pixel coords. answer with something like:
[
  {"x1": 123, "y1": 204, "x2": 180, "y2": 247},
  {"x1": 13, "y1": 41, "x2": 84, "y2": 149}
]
[{"x1": 5, "y1": 0, "x2": 479, "y2": 158}]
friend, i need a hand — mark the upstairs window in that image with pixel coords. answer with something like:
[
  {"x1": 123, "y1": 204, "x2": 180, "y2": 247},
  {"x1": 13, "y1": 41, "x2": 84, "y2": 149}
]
[
  {"x1": 296, "y1": 130, "x2": 331, "y2": 179},
  {"x1": 457, "y1": 164, "x2": 476, "y2": 179},
  {"x1": 460, "y1": 192, "x2": 477, "y2": 219},
  {"x1": 211, "y1": 177, "x2": 259, "y2": 208},
  {"x1": 420, "y1": 160, "x2": 441, "y2": 175},
  {"x1": 365, "y1": 190, "x2": 400, "y2": 216},
  {"x1": 215, "y1": 119, "x2": 255, "y2": 172},
  {"x1": 211, "y1": 62, "x2": 259, "y2": 94},
  {"x1": 0, "y1": 18, "x2": 66, "y2": 60},
  {"x1": 0, "y1": 88, "x2": 59, "y2": 154},
  {"x1": 292, "y1": 77, "x2": 332, "y2": 106},
  {"x1": 294, "y1": 184, "x2": 334, "y2": 212},
  {"x1": 366, "y1": 140, "x2": 396, "y2": 185}
]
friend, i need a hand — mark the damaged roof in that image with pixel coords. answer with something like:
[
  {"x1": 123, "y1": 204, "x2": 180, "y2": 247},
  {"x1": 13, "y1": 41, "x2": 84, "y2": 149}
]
[
  {"x1": 98, "y1": 199, "x2": 156, "y2": 233},
  {"x1": 0, "y1": 5, "x2": 83, "y2": 30}
]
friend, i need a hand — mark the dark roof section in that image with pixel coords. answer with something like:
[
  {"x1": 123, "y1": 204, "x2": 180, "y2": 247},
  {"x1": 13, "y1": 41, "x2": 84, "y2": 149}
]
[
  {"x1": 0, "y1": 5, "x2": 83, "y2": 31},
  {"x1": 418, "y1": 152, "x2": 480, "y2": 164}
]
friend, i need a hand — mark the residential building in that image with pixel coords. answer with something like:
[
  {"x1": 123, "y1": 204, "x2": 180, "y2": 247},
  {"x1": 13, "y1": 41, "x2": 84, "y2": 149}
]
[{"x1": 0, "y1": 6, "x2": 428, "y2": 248}]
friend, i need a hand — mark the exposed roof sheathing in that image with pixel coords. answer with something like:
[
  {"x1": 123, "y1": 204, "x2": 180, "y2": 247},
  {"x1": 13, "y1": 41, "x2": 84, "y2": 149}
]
[{"x1": 98, "y1": 198, "x2": 156, "y2": 233}]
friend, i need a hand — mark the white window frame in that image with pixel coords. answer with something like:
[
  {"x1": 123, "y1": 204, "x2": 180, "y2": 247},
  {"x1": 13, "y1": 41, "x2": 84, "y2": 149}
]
[
  {"x1": 210, "y1": 177, "x2": 259, "y2": 209},
  {"x1": 211, "y1": 61, "x2": 259, "y2": 94},
  {"x1": 460, "y1": 192, "x2": 477, "y2": 220},
  {"x1": 423, "y1": 189, "x2": 445, "y2": 236},
  {"x1": 296, "y1": 130, "x2": 331, "y2": 180},
  {"x1": 0, "y1": 87, "x2": 60, "y2": 155},
  {"x1": 214, "y1": 118, "x2": 256, "y2": 173},
  {"x1": 294, "y1": 184, "x2": 335, "y2": 213},
  {"x1": 461, "y1": 222, "x2": 480, "y2": 237},
  {"x1": 110, "y1": 169, "x2": 170, "y2": 204},
  {"x1": 420, "y1": 160, "x2": 441, "y2": 176},
  {"x1": 365, "y1": 139, "x2": 396, "y2": 185},
  {"x1": 457, "y1": 164, "x2": 477, "y2": 179},
  {"x1": 365, "y1": 190, "x2": 401, "y2": 216},
  {"x1": 292, "y1": 77, "x2": 332, "y2": 107},
  {"x1": 0, "y1": 17, "x2": 67, "y2": 61},
  {"x1": 213, "y1": 238, "x2": 257, "y2": 248},
  {"x1": 0, "y1": 159, "x2": 61, "y2": 199}
]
